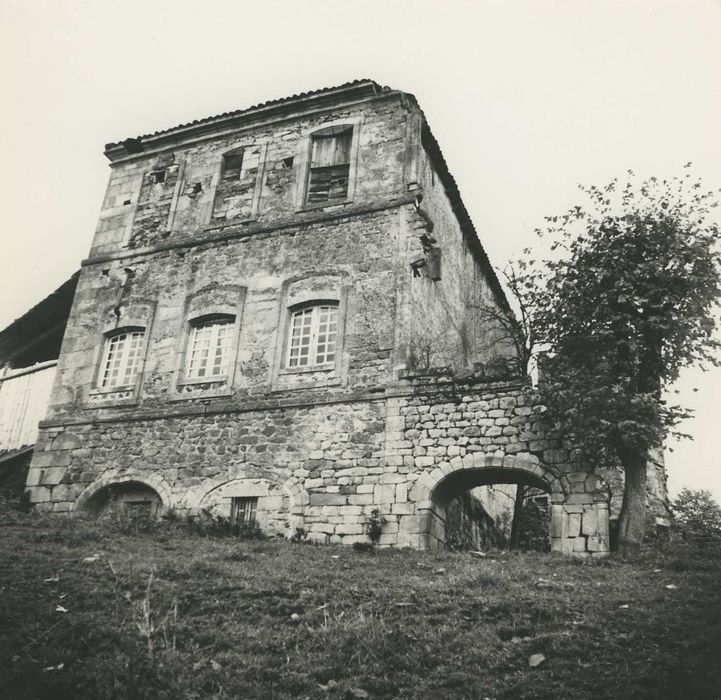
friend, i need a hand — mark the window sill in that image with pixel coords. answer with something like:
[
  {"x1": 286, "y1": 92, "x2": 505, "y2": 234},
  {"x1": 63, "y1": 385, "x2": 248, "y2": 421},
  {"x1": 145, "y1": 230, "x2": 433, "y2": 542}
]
[
  {"x1": 297, "y1": 199, "x2": 353, "y2": 214},
  {"x1": 85, "y1": 387, "x2": 139, "y2": 409},
  {"x1": 170, "y1": 382, "x2": 233, "y2": 402},
  {"x1": 278, "y1": 364, "x2": 335, "y2": 376},
  {"x1": 177, "y1": 375, "x2": 229, "y2": 387},
  {"x1": 203, "y1": 217, "x2": 255, "y2": 232}
]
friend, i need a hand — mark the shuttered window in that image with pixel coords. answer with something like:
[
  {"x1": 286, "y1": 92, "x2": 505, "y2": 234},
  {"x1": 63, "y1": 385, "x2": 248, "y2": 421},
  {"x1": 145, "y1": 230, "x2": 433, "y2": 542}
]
[
  {"x1": 307, "y1": 127, "x2": 352, "y2": 204},
  {"x1": 99, "y1": 330, "x2": 145, "y2": 389}
]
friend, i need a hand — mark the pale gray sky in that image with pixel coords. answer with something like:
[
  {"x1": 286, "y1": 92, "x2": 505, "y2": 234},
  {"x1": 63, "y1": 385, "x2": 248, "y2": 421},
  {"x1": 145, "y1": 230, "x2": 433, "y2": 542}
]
[{"x1": 1, "y1": 0, "x2": 720, "y2": 500}]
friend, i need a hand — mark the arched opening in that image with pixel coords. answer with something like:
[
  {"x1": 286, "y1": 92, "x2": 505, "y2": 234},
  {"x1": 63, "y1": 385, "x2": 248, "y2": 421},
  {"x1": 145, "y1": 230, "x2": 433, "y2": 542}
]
[
  {"x1": 428, "y1": 467, "x2": 553, "y2": 552},
  {"x1": 84, "y1": 480, "x2": 163, "y2": 518}
]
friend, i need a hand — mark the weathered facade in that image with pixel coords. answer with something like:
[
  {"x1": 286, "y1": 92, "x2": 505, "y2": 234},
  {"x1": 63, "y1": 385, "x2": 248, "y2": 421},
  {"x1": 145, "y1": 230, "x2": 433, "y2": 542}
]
[{"x1": 23, "y1": 80, "x2": 664, "y2": 555}]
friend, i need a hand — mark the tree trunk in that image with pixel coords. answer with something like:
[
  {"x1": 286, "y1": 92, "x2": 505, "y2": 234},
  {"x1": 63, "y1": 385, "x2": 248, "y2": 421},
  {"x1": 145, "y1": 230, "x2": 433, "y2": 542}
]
[
  {"x1": 617, "y1": 446, "x2": 647, "y2": 556},
  {"x1": 509, "y1": 484, "x2": 526, "y2": 550}
]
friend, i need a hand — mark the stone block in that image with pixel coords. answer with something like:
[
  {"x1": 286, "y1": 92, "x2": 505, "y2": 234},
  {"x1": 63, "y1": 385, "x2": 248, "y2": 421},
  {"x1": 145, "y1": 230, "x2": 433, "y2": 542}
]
[
  {"x1": 51, "y1": 484, "x2": 75, "y2": 501},
  {"x1": 373, "y1": 484, "x2": 395, "y2": 504},
  {"x1": 572, "y1": 536, "x2": 588, "y2": 553},
  {"x1": 335, "y1": 523, "x2": 364, "y2": 535},
  {"x1": 309, "y1": 493, "x2": 346, "y2": 506},
  {"x1": 391, "y1": 502, "x2": 414, "y2": 515},
  {"x1": 586, "y1": 535, "x2": 608, "y2": 553},
  {"x1": 25, "y1": 468, "x2": 42, "y2": 487},
  {"x1": 27, "y1": 486, "x2": 51, "y2": 503},
  {"x1": 581, "y1": 506, "x2": 598, "y2": 536},
  {"x1": 567, "y1": 513, "x2": 581, "y2": 537}
]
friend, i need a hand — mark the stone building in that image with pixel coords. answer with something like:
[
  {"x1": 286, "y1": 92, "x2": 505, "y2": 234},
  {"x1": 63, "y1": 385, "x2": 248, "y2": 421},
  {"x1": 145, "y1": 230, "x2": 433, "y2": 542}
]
[{"x1": 22, "y1": 80, "x2": 667, "y2": 555}]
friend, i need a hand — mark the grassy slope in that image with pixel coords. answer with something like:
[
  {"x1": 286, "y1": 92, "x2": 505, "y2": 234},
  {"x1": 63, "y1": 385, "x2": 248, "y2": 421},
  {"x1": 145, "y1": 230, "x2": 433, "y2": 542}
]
[{"x1": 1, "y1": 511, "x2": 720, "y2": 700}]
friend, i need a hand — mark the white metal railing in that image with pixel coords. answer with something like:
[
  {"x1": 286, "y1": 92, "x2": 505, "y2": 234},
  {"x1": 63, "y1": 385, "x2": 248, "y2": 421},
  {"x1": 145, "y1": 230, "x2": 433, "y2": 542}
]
[{"x1": 0, "y1": 361, "x2": 56, "y2": 453}]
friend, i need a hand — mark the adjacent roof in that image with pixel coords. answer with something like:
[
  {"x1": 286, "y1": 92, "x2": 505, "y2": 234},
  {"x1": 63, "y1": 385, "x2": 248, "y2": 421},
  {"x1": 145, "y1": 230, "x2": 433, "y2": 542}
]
[{"x1": 0, "y1": 271, "x2": 80, "y2": 367}]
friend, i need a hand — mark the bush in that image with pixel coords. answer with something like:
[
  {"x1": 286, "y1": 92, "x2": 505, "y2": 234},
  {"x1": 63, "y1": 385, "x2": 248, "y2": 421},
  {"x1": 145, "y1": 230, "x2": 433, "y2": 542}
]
[
  {"x1": 671, "y1": 488, "x2": 721, "y2": 546},
  {"x1": 517, "y1": 501, "x2": 551, "y2": 552}
]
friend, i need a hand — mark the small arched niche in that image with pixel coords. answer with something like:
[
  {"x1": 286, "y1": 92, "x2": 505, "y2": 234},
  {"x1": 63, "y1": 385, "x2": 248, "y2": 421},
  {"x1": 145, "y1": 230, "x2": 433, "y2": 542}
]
[{"x1": 84, "y1": 480, "x2": 163, "y2": 518}]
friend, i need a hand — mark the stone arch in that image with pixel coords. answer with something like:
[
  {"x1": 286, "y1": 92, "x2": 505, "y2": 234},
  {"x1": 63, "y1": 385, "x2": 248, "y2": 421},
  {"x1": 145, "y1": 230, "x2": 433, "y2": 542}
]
[
  {"x1": 408, "y1": 452, "x2": 566, "y2": 552},
  {"x1": 74, "y1": 470, "x2": 173, "y2": 515},
  {"x1": 179, "y1": 472, "x2": 309, "y2": 538}
]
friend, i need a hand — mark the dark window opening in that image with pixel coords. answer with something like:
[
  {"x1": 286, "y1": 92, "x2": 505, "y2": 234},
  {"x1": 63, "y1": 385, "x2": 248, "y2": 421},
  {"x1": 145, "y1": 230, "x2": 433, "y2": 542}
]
[
  {"x1": 307, "y1": 127, "x2": 352, "y2": 204},
  {"x1": 231, "y1": 497, "x2": 258, "y2": 525},
  {"x1": 150, "y1": 169, "x2": 166, "y2": 185},
  {"x1": 222, "y1": 152, "x2": 244, "y2": 181},
  {"x1": 281, "y1": 156, "x2": 294, "y2": 169}
]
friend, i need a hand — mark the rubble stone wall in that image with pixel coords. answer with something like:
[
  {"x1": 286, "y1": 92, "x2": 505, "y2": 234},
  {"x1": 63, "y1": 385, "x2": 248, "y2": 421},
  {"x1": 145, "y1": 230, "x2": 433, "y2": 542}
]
[{"x1": 28, "y1": 374, "x2": 613, "y2": 557}]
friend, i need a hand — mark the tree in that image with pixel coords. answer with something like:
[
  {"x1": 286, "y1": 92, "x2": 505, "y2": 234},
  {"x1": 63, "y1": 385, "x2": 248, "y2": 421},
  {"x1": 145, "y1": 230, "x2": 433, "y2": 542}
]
[
  {"x1": 522, "y1": 168, "x2": 721, "y2": 555},
  {"x1": 469, "y1": 263, "x2": 537, "y2": 376},
  {"x1": 671, "y1": 488, "x2": 721, "y2": 545}
]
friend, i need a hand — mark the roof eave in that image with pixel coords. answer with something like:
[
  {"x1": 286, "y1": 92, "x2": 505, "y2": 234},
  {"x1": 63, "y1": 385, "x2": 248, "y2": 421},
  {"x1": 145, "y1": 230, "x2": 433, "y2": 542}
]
[{"x1": 104, "y1": 80, "x2": 385, "y2": 162}]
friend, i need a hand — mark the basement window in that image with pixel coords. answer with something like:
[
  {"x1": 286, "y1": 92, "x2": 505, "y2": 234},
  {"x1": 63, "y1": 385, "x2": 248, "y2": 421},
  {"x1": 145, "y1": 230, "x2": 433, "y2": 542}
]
[
  {"x1": 231, "y1": 497, "x2": 258, "y2": 525},
  {"x1": 307, "y1": 126, "x2": 353, "y2": 204}
]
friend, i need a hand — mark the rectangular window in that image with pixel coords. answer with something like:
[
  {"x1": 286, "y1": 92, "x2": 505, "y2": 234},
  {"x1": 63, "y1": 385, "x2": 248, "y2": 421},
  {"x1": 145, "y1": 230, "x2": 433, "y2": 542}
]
[
  {"x1": 307, "y1": 128, "x2": 352, "y2": 204},
  {"x1": 186, "y1": 317, "x2": 234, "y2": 379},
  {"x1": 288, "y1": 304, "x2": 338, "y2": 368},
  {"x1": 100, "y1": 330, "x2": 145, "y2": 389},
  {"x1": 222, "y1": 152, "x2": 244, "y2": 181},
  {"x1": 231, "y1": 497, "x2": 258, "y2": 525}
]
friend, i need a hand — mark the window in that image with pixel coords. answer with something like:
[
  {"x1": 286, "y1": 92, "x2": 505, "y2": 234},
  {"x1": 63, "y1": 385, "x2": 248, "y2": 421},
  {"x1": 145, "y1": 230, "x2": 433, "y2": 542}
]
[
  {"x1": 99, "y1": 329, "x2": 145, "y2": 389},
  {"x1": 231, "y1": 497, "x2": 257, "y2": 525},
  {"x1": 185, "y1": 316, "x2": 235, "y2": 379},
  {"x1": 221, "y1": 151, "x2": 244, "y2": 181},
  {"x1": 287, "y1": 303, "x2": 338, "y2": 368},
  {"x1": 307, "y1": 126, "x2": 352, "y2": 204},
  {"x1": 149, "y1": 169, "x2": 166, "y2": 184}
]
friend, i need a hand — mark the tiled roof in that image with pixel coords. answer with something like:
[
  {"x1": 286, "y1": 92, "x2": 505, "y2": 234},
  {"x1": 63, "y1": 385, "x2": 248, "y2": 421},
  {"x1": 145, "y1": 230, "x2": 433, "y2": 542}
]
[{"x1": 104, "y1": 79, "x2": 386, "y2": 160}]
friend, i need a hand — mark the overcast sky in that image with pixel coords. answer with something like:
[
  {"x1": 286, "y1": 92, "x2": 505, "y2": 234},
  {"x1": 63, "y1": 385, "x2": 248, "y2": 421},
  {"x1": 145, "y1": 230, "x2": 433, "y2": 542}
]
[{"x1": 1, "y1": 0, "x2": 720, "y2": 500}]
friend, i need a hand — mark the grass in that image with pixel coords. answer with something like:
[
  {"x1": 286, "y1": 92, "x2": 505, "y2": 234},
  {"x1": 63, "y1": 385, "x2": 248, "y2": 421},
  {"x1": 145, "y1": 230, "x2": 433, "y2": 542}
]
[{"x1": 1, "y1": 506, "x2": 720, "y2": 699}]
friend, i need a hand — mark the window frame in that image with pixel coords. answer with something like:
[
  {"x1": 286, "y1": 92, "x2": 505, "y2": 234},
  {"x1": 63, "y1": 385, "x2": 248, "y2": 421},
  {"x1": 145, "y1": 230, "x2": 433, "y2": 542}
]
[
  {"x1": 285, "y1": 301, "x2": 339, "y2": 370},
  {"x1": 180, "y1": 313, "x2": 237, "y2": 386},
  {"x1": 295, "y1": 119, "x2": 362, "y2": 212},
  {"x1": 230, "y1": 497, "x2": 258, "y2": 526},
  {"x1": 95, "y1": 326, "x2": 147, "y2": 393}
]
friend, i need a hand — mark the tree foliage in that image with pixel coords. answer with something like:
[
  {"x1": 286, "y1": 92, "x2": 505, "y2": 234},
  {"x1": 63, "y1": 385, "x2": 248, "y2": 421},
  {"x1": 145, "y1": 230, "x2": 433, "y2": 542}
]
[
  {"x1": 671, "y1": 488, "x2": 721, "y2": 544},
  {"x1": 519, "y1": 167, "x2": 721, "y2": 552}
]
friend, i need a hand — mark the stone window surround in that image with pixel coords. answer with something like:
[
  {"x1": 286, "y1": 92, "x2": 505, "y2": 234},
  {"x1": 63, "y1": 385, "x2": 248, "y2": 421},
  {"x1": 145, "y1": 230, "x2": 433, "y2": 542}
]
[
  {"x1": 293, "y1": 117, "x2": 363, "y2": 212},
  {"x1": 203, "y1": 141, "x2": 268, "y2": 227},
  {"x1": 171, "y1": 285, "x2": 246, "y2": 401},
  {"x1": 86, "y1": 302, "x2": 156, "y2": 408},
  {"x1": 271, "y1": 273, "x2": 349, "y2": 391},
  {"x1": 116, "y1": 161, "x2": 187, "y2": 248}
]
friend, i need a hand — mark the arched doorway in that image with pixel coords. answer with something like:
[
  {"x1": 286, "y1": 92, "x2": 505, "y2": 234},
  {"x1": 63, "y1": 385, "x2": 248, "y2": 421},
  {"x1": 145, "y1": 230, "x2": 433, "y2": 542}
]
[
  {"x1": 427, "y1": 466, "x2": 553, "y2": 551},
  {"x1": 408, "y1": 453, "x2": 566, "y2": 552}
]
